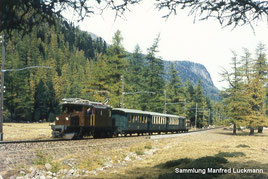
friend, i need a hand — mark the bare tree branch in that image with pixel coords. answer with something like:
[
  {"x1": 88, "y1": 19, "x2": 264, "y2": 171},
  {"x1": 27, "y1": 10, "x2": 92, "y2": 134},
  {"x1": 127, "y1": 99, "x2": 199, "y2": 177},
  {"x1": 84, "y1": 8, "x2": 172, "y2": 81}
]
[{"x1": 2, "y1": 0, "x2": 268, "y2": 37}]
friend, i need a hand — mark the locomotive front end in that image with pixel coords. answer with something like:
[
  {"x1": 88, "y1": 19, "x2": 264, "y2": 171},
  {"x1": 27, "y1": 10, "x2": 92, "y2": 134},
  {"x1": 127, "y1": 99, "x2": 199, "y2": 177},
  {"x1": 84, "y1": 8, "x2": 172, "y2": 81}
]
[
  {"x1": 51, "y1": 99, "x2": 83, "y2": 139},
  {"x1": 51, "y1": 114, "x2": 73, "y2": 138}
]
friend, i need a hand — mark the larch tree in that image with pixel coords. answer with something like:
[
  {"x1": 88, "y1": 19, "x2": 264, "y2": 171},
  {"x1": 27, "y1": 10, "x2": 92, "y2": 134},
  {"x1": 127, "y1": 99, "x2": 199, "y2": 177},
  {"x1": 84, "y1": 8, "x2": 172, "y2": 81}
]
[
  {"x1": 105, "y1": 30, "x2": 128, "y2": 107},
  {"x1": 143, "y1": 34, "x2": 165, "y2": 112},
  {"x1": 124, "y1": 45, "x2": 146, "y2": 109},
  {"x1": 193, "y1": 81, "x2": 207, "y2": 128},
  {"x1": 222, "y1": 52, "x2": 247, "y2": 135},
  {"x1": 166, "y1": 62, "x2": 185, "y2": 115},
  {"x1": 246, "y1": 43, "x2": 268, "y2": 134}
]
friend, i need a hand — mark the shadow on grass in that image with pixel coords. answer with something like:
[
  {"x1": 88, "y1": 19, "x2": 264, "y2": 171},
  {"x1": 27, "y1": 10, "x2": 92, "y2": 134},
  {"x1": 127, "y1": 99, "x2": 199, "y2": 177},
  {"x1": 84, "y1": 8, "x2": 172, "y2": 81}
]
[
  {"x1": 215, "y1": 131, "x2": 268, "y2": 137},
  {"x1": 215, "y1": 152, "x2": 246, "y2": 158},
  {"x1": 157, "y1": 156, "x2": 228, "y2": 179},
  {"x1": 99, "y1": 151, "x2": 268, "y2": 179}
]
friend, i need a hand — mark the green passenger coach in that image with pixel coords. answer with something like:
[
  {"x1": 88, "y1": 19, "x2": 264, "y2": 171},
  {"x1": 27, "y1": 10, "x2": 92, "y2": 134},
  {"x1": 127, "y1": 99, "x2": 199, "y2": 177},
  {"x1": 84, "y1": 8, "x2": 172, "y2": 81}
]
[{"x1": 112, "y1": 108, "x2": 189, "y2": 136}]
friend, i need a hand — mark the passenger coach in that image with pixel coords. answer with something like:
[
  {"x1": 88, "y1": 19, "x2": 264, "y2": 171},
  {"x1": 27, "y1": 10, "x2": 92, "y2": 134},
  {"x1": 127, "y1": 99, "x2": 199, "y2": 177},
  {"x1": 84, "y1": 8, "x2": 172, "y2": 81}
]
[{"x1": 112, "y1": 108, "x2": 189, "y2": 136}]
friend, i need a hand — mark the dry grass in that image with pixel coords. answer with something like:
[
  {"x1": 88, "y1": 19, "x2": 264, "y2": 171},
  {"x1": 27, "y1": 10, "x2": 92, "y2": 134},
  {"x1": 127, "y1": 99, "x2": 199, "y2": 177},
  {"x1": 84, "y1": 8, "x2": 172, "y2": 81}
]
[
  {"x1": 2, "y1": 123, "x2": 268, "y2": 178},
  {"x1": 3, "y1": 122, "x2": 53, "y2": 141},
  {"x1": 94, "y1": 128, "x2": 268, "y2": 179}
]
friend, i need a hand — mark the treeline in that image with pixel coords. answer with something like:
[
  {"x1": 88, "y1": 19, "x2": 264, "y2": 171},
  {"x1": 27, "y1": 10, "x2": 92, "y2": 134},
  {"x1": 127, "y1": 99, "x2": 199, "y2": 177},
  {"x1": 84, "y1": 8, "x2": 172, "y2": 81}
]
[
  {"x1": 221, "y1": 45, "x2": 268, "y2": 135},
  {"x1": 1, "y1": 22, "x2": 217, "y2": 127}
]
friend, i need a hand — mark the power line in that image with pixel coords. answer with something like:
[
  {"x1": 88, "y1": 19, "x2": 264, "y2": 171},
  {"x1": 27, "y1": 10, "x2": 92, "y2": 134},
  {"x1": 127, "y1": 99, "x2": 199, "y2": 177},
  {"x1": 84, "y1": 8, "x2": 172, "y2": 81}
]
[
  {"x1": 0, "y1": 34, "x2": 52, "y2": 141},
  {"x1": 2, "y1": 66, "x2": 52, "y2": 72}
]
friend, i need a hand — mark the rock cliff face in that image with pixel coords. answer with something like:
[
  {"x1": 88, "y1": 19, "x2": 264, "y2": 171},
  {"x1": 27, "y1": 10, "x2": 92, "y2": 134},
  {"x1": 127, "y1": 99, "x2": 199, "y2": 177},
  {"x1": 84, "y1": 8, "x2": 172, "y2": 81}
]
[{"x1": 164, "y1": 60, "x2": 219, "y2": 100}]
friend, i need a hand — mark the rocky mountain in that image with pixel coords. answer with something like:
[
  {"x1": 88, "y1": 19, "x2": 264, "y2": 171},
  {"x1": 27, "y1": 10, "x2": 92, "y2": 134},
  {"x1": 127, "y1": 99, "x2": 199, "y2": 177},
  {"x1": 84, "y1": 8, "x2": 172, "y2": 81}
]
[
  {"x1": 164, "y1": 60, "x2": 220, "y2": 100},
  {"x1": 86, "y1": 32, "x2": 219, "y2": 100}
]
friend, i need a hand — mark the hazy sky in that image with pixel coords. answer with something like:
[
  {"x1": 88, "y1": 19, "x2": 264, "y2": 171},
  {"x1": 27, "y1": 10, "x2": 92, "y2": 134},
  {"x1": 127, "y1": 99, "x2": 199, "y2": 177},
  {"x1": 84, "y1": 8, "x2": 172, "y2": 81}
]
[{"x1": 71, "y1": 1, "x2": 268, "y2": 90}]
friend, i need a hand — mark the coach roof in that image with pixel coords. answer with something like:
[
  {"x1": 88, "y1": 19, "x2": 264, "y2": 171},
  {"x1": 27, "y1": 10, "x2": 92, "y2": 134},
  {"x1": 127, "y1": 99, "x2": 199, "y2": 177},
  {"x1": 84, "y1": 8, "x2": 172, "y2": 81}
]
[{"x1": 112, "y1": 108, "x2": 185, "y2": 118}]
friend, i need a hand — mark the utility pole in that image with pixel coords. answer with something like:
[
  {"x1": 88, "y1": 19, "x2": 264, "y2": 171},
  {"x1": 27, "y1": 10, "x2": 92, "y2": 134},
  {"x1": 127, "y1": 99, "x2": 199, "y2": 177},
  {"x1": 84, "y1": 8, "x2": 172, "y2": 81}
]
[
  {"x1": 195, "y1": 103, "x2": 197, "y2": 130},
  {"x1": 184, "y1": 99, "x2": 186, "y2": 116},
  {"x1": 164, "y1": 90, "x2": 167, "y2": 114},
  {"x1": 0, "y1": 35, "x2": 5, "y2": 141},
  {"x1": 202, "y1": 106, "x2": 205, "y2": 128},
  {"x1": 121, "y1": 75, "x2": 125, "y2": 108},
  {"x1": 209, "y1": 108, "x2": 211, "y2": 125}
]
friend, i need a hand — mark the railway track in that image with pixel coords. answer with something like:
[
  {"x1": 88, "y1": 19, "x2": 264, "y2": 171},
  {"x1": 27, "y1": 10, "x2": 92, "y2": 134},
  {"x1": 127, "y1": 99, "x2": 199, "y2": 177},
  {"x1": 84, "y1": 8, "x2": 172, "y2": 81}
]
[{"x1": 0, "y1": 127, "x2": 220, "y2": 145}]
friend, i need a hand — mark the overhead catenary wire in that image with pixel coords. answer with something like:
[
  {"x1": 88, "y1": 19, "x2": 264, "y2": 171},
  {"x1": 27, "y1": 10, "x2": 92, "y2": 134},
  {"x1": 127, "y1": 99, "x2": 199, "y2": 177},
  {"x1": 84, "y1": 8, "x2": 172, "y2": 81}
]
[
  {"x1": 2, "y1": 66, "x2": 53, "y2": 72},
  {"x1": 0, "y1": 34, "x2": 53, "y2": 141}
]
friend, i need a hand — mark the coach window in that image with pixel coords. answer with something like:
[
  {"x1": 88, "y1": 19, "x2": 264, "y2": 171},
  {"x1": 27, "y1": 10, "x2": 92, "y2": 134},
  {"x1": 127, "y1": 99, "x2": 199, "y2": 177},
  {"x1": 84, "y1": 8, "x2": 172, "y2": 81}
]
[{"x1": 129, "y1": 115, "x2": 132, "y2": 123}]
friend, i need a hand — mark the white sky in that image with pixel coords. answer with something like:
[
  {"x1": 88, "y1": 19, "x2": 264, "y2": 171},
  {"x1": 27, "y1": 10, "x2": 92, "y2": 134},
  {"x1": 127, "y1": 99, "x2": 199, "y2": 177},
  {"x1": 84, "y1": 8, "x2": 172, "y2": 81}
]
[{"x1": 71, "y1": 1, "x2": 268, "y2": 90}]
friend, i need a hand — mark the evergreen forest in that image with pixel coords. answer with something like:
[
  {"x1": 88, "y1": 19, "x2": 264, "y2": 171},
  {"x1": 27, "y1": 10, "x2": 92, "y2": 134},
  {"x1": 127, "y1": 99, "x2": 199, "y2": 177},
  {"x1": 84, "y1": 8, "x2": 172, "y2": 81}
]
[{"x1": 1, "y1": 20, "x2": 268, "y2": 134}]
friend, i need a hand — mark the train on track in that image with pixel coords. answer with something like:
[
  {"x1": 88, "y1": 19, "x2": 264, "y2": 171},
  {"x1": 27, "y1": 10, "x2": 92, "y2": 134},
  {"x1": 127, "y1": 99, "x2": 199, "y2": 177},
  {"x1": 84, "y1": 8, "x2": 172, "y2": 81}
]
[{"x1": 51, "y1": 98, "x2": 190, "y2": 139}]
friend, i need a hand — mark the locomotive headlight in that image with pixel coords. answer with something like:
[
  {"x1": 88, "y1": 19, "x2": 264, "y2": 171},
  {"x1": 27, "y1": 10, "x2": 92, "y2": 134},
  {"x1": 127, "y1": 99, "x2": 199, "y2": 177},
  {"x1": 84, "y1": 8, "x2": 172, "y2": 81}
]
[
  {"x1": 56, "y1": 117, "x2": 59, "y2": 121},
  {"x1": 66, "y1": 117, "x2": 69, "y2": 121}
]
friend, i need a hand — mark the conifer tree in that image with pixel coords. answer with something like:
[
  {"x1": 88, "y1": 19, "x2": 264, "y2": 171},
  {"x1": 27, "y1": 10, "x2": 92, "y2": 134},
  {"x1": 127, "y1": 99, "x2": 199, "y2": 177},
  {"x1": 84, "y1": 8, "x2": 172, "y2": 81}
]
[
  {"x1": 34, "y1": 80, "x2": 49, "y2": 121},
  {"x1": 193, "y1": 81, "x2": 206, "y2": 128},
  {"x1": 104, "y1": 30, "x2": 128, "y2": 107},
  {"x1": 166, "y1": 62, "x2": 185, "y2": 115},
  {"x1": 244, "y1": 44, "x2": 268, "y2": 134},
  {"x1": 222, "y1": 52, "x2": 247, "y2": 135},
  {"x1": 124, "y1": 45, "x2": 146, "y2": 109},
  {"x1": 143, "y1": 35, "x2": 165, "y2": 112}
]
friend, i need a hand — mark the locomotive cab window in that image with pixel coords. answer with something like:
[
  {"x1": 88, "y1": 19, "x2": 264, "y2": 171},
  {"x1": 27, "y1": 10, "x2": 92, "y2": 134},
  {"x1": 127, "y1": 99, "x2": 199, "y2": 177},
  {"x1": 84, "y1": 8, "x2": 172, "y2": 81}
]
[{"x1": 62, "y1": 105, "x2": 83, "y2": 113}]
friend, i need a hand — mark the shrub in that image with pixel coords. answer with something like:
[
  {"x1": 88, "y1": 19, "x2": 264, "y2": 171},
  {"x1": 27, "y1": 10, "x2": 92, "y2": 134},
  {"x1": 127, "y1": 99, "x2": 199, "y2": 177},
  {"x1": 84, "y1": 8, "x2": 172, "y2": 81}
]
[
  {"x1": 144, "y1": 142, "x2": 153, "y2": 149},
  {"x1": 34, "y1": 150, "x2": 51, "y2": 165},
  {"x1": 135, "y1": 148, "x2": 145, "y2": 155},
  {"x1": 51, "y1": 162, "x2": 61, "y2": 173}
]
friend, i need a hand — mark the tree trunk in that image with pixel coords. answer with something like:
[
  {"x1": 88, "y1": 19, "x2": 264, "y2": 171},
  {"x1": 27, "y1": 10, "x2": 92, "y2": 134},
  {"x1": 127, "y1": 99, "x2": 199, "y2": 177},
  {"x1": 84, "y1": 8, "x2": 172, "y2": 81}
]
[
  {"x1": 233, "y1": 123, "x2": 237, "y2": 135},
  {"x1": 258, "y1": 126, "x2": 263, "y2": 133},
  {"x1": 249, "y1": 127, "x2": 254, "y2": 135}
]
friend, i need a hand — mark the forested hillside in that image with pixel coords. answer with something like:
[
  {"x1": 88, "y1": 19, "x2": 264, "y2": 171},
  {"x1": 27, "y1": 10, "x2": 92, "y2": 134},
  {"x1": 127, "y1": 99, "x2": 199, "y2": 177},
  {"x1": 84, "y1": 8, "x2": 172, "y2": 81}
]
[{"x1": 1, "y1": 21, "x2": 218, "y2": 127}]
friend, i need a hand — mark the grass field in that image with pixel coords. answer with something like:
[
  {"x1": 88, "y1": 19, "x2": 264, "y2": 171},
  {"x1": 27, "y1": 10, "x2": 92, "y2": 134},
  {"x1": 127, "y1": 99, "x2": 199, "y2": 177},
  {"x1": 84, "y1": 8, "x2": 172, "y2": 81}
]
[
  {"x1": 2, "y1": 123, "x2": 268, "y2": 178},
  {"x1": 3, "y1": 122, "x2": 53, "y2": 141},
  {"x1": 94, "y1": 128, "x2": 268, "y2": 179}
]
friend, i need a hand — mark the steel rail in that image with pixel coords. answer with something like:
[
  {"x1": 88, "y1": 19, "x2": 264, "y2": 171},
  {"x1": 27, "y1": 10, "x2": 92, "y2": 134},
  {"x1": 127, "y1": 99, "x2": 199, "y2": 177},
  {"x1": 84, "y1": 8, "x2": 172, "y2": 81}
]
[{"x1": 0, "y1": 127, "x2": 221, "y2": 145}]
